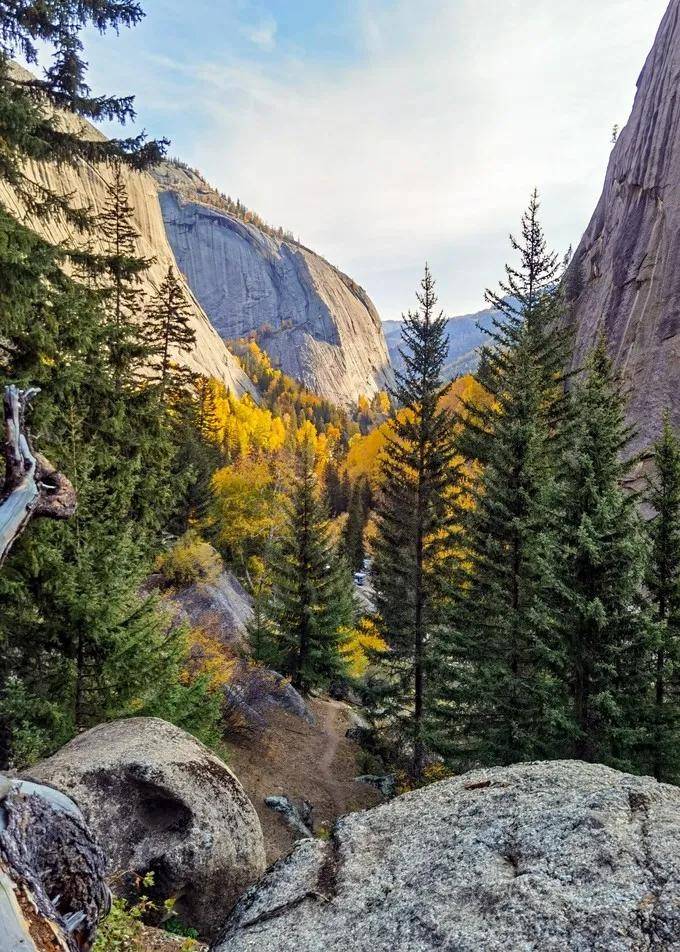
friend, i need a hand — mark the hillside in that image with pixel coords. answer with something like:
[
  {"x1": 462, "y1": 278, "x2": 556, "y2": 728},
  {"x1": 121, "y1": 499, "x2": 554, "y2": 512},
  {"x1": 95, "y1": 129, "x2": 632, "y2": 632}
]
[{"x1": 153, "y1": 162, "x2": 393, "y2": 406}]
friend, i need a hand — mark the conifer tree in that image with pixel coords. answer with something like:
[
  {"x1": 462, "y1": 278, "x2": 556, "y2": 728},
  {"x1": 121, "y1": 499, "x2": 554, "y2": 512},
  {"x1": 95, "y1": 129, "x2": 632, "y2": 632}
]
[
  {"x1": 97, "y1": 160, "x2": 151, "y2": 378},
  {"x1": 435, "y1": 194, "x2": 571, "y2": 768},
  {"x1": 145, "y1": 266, "x2": 197, "y2": 400},
  {"x1": 343, "y1": 477, "x2": 369, "y2": 571},
  {"x1": 556, "y1": 341, "x2": 650, "y2": 768},
  {"x1": 646, "y1": 414, "x2": 680, "y2": 781},
  {"x1": 373, "y1": 265, "x2": 457, "y2": 778},
  {"x1": 267, "y1": 438, "x2": 353, "y2": 693}
]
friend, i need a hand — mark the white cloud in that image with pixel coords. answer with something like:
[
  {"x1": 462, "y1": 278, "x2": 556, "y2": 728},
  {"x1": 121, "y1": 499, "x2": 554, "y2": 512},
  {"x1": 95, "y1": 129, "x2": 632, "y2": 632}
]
[
  {"x1": 244, "y1": 16, "x2": 277, "y2": 51},
  {"x1": 166, "y1": 0, "x2": 669, "y2": 317}
]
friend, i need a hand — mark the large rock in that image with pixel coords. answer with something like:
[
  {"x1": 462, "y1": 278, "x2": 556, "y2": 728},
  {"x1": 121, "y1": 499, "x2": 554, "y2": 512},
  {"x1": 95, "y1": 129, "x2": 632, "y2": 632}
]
[
  {"x1": 167, "y1": 569, "x2": 254, "y2": 648},
  {"x1": 26, "y1": 718, "x2": 266, "y2": 940},
  {"x1": 214, "y1": 761, "x2": 680, "y2": 951},
  {"x1": 154, "y1": 163, "x2": 393, "y2": 406},
  {"x1": 565, "y1": 0, "x2": 680, "y2": 454}
]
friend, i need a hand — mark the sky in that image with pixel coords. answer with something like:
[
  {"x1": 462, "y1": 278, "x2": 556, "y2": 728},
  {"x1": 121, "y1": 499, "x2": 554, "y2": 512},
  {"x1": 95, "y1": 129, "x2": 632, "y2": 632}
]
[{"x1": 74, "y1": 0, "x2": 669, "y2": 320}]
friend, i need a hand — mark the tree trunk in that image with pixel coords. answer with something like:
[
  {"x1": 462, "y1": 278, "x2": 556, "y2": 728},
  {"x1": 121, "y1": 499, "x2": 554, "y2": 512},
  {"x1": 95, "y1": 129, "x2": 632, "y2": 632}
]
[{"x1": 0, "y1": 385, "x2": 76, "y2": 567}]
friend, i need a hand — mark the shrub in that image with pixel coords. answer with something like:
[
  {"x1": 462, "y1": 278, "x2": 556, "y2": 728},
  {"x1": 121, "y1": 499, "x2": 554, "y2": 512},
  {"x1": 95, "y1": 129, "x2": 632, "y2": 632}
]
[{"x1": 155, "y1": 531, "x2": 222, "y2": 588}]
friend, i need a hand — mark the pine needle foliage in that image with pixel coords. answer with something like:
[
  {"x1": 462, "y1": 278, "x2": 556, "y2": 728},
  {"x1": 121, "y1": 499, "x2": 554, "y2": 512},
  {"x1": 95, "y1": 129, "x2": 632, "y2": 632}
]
[
  {"x1": 645, "y1": 413, "x2": 680, "y2": 782},
  {"x1": 267, "y1": 437, "x2": 353, "y2": 693},
  {"x1": 435, "y1": 193, "x2": 572, "y2": 768},
  {"x1": 556, "y1": 340, "x2": 650, "y2": 769},
  {"x1": 373, "y1": 264, "x2": 458, "y2": 778}
]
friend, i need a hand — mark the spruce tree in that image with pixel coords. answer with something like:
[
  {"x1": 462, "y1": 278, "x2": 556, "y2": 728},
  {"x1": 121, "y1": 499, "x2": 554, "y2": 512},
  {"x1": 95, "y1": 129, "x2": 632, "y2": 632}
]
[
  {"x1": 342, "y1": 477, "x2": 369, "y2": 571},
  {"x1": 556, "y1": 341, "x2": 650, "y2": 768},
  {"x1": 268, "y1": 438, "x2": 353, "y2": 693},
  {"x1": 145, "y1": 266, "x2": 197, "y2": 400},
  {"x1": 97, "y1": 160, "x2": 151, "y2": 379},
  {"x1": 0, "y1": 1, "x2": 166, "y2": 227},
  {"x1": 373, "y1": 265, "x2": 458, "y2": 778},
  {"x1": 435, "y1": 194, "x2": 571, "y2": 768},
  {"x1": 644, "y1": 413, "x2": 680, "y2": 781}
]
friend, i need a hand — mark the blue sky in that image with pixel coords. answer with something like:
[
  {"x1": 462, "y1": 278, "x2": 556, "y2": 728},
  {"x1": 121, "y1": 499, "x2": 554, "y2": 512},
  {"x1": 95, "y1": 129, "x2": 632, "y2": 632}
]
[{"x1": 74, "y1": 0, "x2": 669, "y2": 319}]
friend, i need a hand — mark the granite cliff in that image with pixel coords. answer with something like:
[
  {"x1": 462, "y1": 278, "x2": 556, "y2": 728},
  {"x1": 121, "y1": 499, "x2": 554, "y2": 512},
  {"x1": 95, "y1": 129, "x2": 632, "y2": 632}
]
[
  {"x1": 154, "y1": 163, "x2": 393, "y2": 405},
  {"x1": 566, "y1": 0, "x2": 680, "y2": 453}
]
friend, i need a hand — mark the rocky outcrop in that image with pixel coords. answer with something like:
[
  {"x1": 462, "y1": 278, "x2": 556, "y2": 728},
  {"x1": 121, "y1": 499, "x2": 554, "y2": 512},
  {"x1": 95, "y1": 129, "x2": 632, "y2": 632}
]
[
  {"x1": 26, "y1": 718, "x2": 266, "y2": 940},
  {"x1": 166, "y1": 569, "x2": 254, "y2": 648},
  {"x1": 214, "y1": 760, "x2": 680, "y2": 951},
  {"x1": 566, "y1": 0, "x2": 680, "y2": 453},
  {"x1": 0, "y1": 67, "x2": 252, "y2": 397},
  {"x1": 154, "y1": 164, "x2": 393, "y2": 405}
]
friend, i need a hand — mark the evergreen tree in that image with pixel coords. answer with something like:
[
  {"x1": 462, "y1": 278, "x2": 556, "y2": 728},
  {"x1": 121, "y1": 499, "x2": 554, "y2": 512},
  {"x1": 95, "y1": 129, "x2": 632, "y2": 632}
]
[
  {"x1": 556, "y1": 341, "x2": 650, "y2": 768},
  {"x1": 343, "y1": 477, "x2": 369, "y2": 572},
  {"x1": 646, "y1": 414, "x2": 680, "y2": 781},
  {"x1": 267, "y1": 438, "x2": 353, "y2": 693},
  {"x1": 373, "y1": 265, "x2": 457, "y2": 778},
  {"x1": 0, "y1": 1, "x2": 166, "y2": 227},
  {"x1": 97, "y1": 160, "x2": 151, "y2": 379},
  {"x1": 435, "y1": 194, "x2": 571, "y2": 769},
  {"x1": 323, "y1": 462, "x2": 347, "y2": 516},
  {"x1": 145, "y1": 266, "x2": 197, "y2": 400}
]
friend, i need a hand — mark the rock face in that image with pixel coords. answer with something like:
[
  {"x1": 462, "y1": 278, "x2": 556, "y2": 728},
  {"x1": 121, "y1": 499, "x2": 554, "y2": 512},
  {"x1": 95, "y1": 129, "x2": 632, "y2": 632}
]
[
  {"x1": 0, "y1": 67, "x2": 252, "y2": 398},
  {"x1": 26, "y1": 718, "x2": 266, "y2": 940},
  {"x1": 166, "y1": 569, "x2": 254, "y2": 648},
  {"x1": 214, "y1": 761, "x2": 680, "y2": 951},
  {"x1": 154, "y1": 164, "x2": 393, "y2": 405},
  {"x1": 566, "y1": 0, "x2": 680, "y2": 453}
]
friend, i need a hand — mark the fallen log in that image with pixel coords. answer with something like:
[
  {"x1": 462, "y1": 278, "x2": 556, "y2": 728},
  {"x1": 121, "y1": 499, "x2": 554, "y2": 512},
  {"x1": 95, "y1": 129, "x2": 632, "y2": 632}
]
[
  {"x1": 0, "y1": 385, "x2": 76, "y2": 567},
  {"x1": 0, "y1": 777, "x2": 110, "y2": 951}
]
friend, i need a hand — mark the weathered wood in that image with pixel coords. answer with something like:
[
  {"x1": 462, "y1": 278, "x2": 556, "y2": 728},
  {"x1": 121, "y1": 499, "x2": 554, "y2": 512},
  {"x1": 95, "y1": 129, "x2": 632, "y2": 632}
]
[
  {"x1": 0, "y1": 386, "x2": 76, "y2": 567},
  {"x1": 0, "y1": 778, "x2": 110, "y2": 951}
]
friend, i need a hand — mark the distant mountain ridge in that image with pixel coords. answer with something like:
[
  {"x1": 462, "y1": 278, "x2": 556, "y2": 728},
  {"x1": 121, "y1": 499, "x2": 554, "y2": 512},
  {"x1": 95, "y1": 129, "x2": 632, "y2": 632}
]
[{"x1": 383, "y1": 304, "x2": 500, "y2": 380}]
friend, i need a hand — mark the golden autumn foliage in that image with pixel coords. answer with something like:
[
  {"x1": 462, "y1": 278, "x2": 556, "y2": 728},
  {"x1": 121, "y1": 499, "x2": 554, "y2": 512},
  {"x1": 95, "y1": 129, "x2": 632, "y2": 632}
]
[
  {"x1": 183, "y1": 624, "x2": 237, "y2": 690},
  {"x1": 211, "y1": 458, "x2": 285, "y2": 564},
  {"x1": 345, "y1": 375, "x2": 491, "y2": 488},
  {"x1": 339, "y1": 617, "x2": 389, "y2": 678},
  {"x1": 155, "y1": 531, "x2": 223, "y2": 588}
]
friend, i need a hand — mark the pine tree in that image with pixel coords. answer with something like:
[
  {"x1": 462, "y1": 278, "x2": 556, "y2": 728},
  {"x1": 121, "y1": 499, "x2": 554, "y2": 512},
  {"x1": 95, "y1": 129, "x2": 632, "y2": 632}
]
[
  {"x1": 342, "y1": 477, "x2": 369, "y2": 571},
  {"x1": 97, "y1": 160, "x2": 151, "y2": 379},
  {"x1": 373, "y1": 265, "x2": 458, "y2": 778},
  {"x1": 145, "y1": 266, "x2": 197, "y2": 400},
  {"x1": 267, "y1": 438, "x2": 353, "y2": 693},
  {"x1": 645, "y1": 413, "x2": 680, "y2": 781},
  {"x1": 556, "y1": 341, "x2": 650, "y2": 768},
  {"x1": 435, "y1": 194, "x2": 571, "y2": 769},
  {"x1": 0, "y1": 1, "x2": 166, "y2": 227}
]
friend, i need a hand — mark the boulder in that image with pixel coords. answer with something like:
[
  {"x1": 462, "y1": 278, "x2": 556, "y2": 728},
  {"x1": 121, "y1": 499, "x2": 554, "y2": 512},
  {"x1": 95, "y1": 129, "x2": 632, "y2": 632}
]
[
  {"x1": 264, "y1": 796, "x2": 314, "y2": 840},
  {"x1": 214, "y1": 760, "x2": 680, "y2": 951},
  {"x1": 26, "y1": 718, "x2": 266, "y2": 940},
  {"x1": 224, "y1": 664, "x2": 315, "y2": 733}
]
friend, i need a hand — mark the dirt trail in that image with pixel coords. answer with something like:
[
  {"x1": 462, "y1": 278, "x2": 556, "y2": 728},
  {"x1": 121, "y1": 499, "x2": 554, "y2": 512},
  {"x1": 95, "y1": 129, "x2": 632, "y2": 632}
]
[
  {"x1": 317, "y1": 700, "x2": 349, "y2": 814},
  {"x1": 226, "y1": 697, "x2": 382, "y2": 864}
]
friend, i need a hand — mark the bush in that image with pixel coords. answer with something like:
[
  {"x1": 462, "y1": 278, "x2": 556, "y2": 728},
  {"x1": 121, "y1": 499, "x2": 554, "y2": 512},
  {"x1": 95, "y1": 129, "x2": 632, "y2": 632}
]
[{"x1": 155, "y1": 531, "x2": 222, "y2": 588}]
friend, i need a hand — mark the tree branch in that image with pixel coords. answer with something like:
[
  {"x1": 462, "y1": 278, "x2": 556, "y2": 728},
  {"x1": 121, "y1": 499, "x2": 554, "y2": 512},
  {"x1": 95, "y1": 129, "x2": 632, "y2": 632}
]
[{"x1": 0, "y1": 385, "x2": 76, "y2": 567}]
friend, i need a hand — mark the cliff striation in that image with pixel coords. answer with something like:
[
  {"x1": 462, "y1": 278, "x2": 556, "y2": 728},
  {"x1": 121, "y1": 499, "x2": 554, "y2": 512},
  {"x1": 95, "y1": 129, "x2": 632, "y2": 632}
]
[
  {"x1": 566, "y1": 0, "x2": 680, "y2": 452},
  {"x1": 154, "y1": 163, "x2": 393, "y2": 406}
]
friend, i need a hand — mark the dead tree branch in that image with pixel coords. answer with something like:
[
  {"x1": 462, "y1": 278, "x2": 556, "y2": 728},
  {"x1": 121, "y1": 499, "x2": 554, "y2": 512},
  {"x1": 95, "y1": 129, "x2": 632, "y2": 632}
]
[{"x1": 0, "y1": 385, "x2": 76, "y2": 567}]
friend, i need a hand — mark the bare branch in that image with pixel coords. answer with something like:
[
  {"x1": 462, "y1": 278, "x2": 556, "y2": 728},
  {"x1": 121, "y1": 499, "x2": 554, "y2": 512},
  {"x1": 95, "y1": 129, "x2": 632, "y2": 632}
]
[{"x1": 0, "y1": 385, "x2": 76, "y2": 567}]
